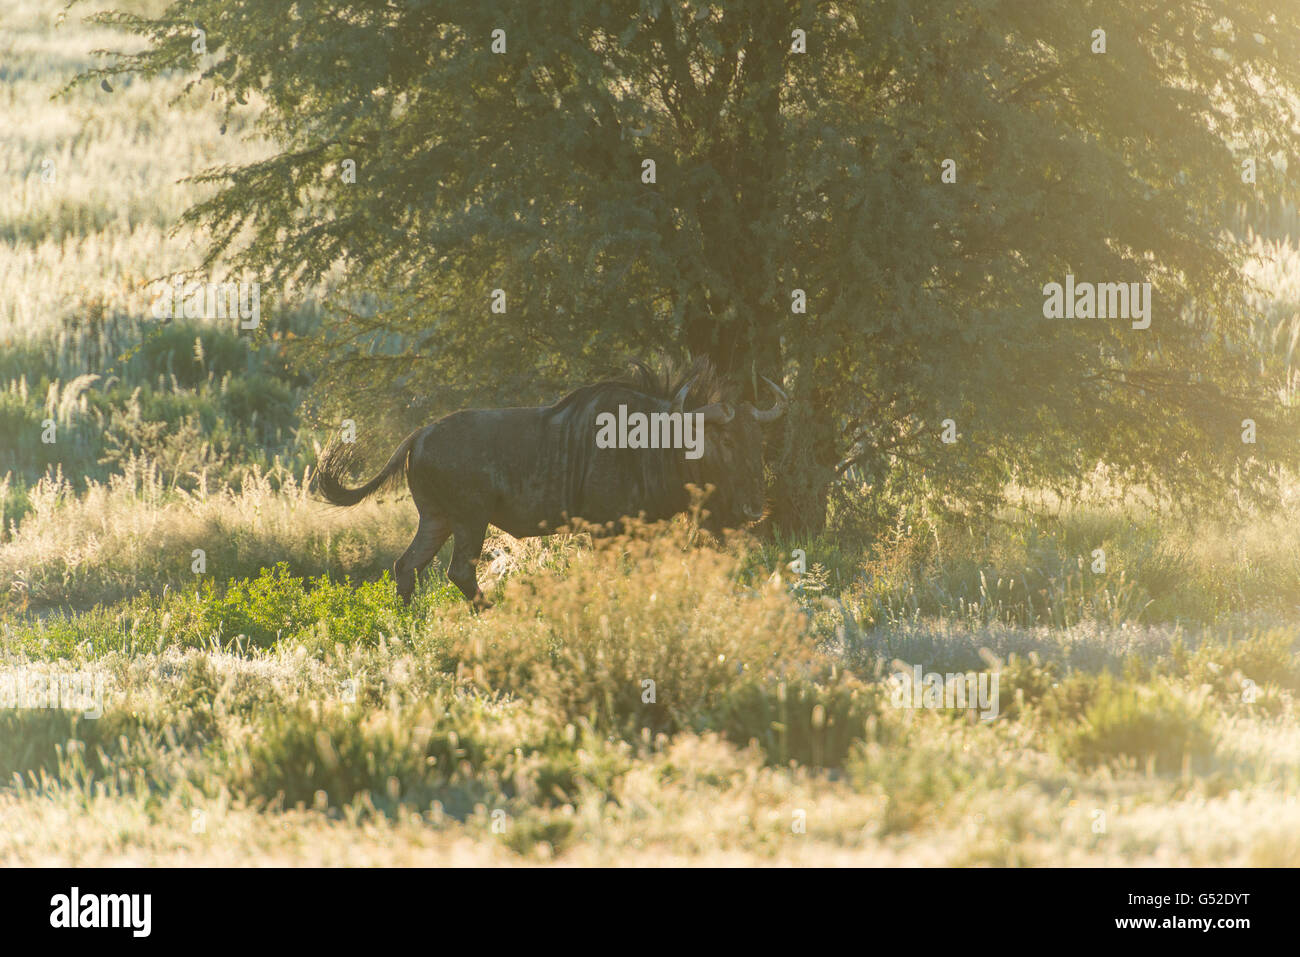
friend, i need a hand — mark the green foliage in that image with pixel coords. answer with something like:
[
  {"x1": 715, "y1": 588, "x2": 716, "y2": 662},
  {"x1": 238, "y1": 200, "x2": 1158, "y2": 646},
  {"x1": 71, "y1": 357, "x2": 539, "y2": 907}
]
[
  {"x1": 193, "y1": 563, "x2": 406, "y2": 649},
  {"x1": 424, "y1": 523, "x2": 874, "y2": 764},
  {"x1": 230, "y1": 695, "x2": 627, "y2": 819},
  {"x1": 1172, "y1": 628, "x2": 1300, "y2": 705},
  {"x1": 0, "y1": 316, "x2": 315, "y2": 494},
  {"x1": 1, "y1": 560, "x2": 453, "y2": 657},
  {"x1": 992, "y1": 653, "x2": 1060, "y2": 722},
  {"x1": 716, "y1": 673, "x2": 881, "y2": 767},
  {"x1": 1048, "y1": 673, "x2": 1218, "y2": 773},
  {"x1": 0, "y1": 700, "x2": 212, "y2": 792},
  {"x1": 3, "y1": 509, "x2": 1298, "y2": 862}
]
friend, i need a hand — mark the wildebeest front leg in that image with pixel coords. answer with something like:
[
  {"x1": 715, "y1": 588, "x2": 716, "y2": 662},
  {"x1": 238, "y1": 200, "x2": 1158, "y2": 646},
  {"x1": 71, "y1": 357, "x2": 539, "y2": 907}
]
[{"x1": 447, "y1": 521, "x2": 490, "y2": 608}]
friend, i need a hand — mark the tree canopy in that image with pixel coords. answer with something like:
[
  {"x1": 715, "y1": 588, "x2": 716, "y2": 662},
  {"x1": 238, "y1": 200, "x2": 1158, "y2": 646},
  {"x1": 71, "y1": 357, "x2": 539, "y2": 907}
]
[{"x1": 78, "y1": 0, "x2": 1300, "y2": 532}]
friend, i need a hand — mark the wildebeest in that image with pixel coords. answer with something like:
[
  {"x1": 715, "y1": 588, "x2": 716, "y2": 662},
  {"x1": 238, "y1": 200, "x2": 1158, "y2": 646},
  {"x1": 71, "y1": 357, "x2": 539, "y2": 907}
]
[{"x1": 315, "y1": 359, "x2": 787, "y2": 606}]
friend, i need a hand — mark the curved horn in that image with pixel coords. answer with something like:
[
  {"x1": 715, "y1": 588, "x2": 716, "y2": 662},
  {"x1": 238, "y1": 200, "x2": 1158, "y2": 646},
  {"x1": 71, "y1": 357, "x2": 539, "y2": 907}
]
[
  {"x1": 670, "y1": 376, "x2": 696, "y2": 414},
  {"x1": 751, "y1": 375, "x2": 788, "y2": 422},
  {"x1": 698, "y1": 402, "x2": 735, "y2": 424}
]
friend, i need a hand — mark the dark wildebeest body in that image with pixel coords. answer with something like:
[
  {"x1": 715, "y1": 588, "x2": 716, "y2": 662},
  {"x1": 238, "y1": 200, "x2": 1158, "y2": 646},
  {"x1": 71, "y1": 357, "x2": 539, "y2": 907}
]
[{"x1": 316, "y1": 361, "x2": 785, "y2": 605}]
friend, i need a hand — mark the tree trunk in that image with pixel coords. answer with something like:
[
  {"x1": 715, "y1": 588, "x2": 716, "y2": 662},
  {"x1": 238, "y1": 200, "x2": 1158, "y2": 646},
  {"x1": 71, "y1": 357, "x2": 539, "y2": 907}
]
[
  {"x1": 765, "y1": 387, "x2": 837, "y2": 537},
  {"x1": 685, "y1": 2, "x2": 837, "y2": 536}
]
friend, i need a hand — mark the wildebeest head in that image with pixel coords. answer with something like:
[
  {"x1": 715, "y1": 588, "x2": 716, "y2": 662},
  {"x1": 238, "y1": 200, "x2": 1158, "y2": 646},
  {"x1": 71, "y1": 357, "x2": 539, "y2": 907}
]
[
  {"x1": 656, "y1": 360, "x2": 788, "y2": 526},
  {"x1": 608, "y1": 356, "x2": 780, "y2": 527}
]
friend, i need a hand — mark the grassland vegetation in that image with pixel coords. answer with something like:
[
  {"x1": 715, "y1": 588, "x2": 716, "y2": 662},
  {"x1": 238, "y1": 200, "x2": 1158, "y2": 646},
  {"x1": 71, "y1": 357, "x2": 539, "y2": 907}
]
[{"x1": 2, "y1": 0, "x2": 1299, "y2": 865}]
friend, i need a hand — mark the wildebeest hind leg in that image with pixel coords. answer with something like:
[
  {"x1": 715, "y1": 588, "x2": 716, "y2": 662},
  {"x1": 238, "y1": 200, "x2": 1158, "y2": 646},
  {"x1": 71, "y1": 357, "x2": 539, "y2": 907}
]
[
  {"x1": 447, "y1": 521, "x2": 490, "y2": 608},
  {"x1": 414, "y1": 517, "x2": 452, "y2": 587},
  {"x1": 394, "y1": 516, "x2": 449, "y2": 604}
]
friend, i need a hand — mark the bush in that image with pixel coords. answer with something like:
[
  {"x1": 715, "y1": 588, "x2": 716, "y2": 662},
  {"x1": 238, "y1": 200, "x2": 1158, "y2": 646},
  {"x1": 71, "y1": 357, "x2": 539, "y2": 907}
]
[
  {"x1": 129, "y1": 323, "x2": 253, "y2": 389},
  {"x1": 419, "y1": 523, "x2": 876, "y2": 766},
  {"x1": 228, "y1": 694, "x2": 627, "y2": 819},
  {"x1": 0, "y1": 701, "x2": 210, "y2": 792},
  {"x1": 1050, "y1": 673, "x2": 1218, "y2": 773},
  {"x1": 1178, "y1": 628, "x2": 1300, "y2": 696},
  {"x1": 191, "y1": 562, "x2": 408, "y2": 649}
]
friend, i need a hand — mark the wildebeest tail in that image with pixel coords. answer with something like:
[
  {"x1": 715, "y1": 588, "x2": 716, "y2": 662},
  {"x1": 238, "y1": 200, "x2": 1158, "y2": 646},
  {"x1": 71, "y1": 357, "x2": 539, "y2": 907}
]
[{"x1": 315, "y1": 429, "x2": 422, "y2": 506}]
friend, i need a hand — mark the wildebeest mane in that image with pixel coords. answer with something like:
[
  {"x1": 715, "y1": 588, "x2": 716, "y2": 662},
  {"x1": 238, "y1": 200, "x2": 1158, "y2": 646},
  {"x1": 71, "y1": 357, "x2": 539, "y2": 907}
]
[
  {"x1": 547, "y1": 357, "x2": 732, "y2": 521},
  {"x1": 550, "y1": 356, "x2": 732, "y2": 415}
]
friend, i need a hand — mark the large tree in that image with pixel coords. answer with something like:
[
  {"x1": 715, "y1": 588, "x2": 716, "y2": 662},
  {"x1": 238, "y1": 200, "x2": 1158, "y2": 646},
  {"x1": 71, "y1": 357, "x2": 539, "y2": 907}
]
[{"x1": 80, "y1": 0, "x2": 1300, "y2": 532}]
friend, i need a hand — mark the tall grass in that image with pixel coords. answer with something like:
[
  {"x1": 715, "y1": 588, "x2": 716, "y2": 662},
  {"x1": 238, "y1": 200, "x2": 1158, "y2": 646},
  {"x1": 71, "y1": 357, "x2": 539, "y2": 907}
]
[
  {"x1": 0, "y1": 458, "x2": 413, "y2": 612},
  {"x1": 2, "y1": 0, "x2": 1299, "y2": 867},
  {"x1": 0, "y1": 515, "x2": 1296, "y2": 864}
]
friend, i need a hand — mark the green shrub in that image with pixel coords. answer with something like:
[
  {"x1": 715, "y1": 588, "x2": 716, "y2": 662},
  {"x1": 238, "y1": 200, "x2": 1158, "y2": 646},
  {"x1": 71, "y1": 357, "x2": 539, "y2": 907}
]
[
  {"x1": 1051, "y1": 673, "x2": 1218, "y2": 773},
  {"x1": 193, "y1": 562, "x2": 407, "y2": 649},
  {"x1": 1180, "y1": 628, "x2": 1300, "y2": 695},
  {"x1": 0, "y1": 703, "x2": 210, "y2": 793},
  {"x1": 423, "y1": 525, "x2": 874, "y2": 764},
  {"x1": 129, "y1": 323, "x2": 253, "y2": 389},
  {"x1": 716, "y1": 672, "x2": 881, "y2": 767},
  {"x1": 228, "y1": 695, "x2": 626, "y2": 818}
]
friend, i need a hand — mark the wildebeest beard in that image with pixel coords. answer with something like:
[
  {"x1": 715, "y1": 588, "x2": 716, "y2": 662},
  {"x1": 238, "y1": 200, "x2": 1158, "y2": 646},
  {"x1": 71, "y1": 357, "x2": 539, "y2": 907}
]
[{"x1": 315, "y1": 357, "x2": 787, "y2": 606}]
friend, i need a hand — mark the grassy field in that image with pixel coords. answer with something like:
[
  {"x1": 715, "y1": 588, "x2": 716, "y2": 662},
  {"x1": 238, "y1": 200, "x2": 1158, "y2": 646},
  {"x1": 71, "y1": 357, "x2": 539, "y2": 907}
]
[
  {"x1": 3, "y1": 0, "x2": 1300, "y2": 866},
  {"x1": 4, "y1": 478, "x2": 1300, "y2": 865}
]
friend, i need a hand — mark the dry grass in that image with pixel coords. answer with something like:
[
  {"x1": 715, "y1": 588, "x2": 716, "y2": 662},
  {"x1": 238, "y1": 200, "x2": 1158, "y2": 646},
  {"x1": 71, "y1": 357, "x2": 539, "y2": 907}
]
[
  {"x1": 1, "y1": 509, "x2": 1298, "y2": 866},
  {"x1": 0, "y1": 458, "x2": 413, "y2": 611},
  {"x1": 0, "y1": 0, "x2": 267, "y2": 350},
  {"x1": 3, "y1": 0, "x2": 1300, "y2": 868}
]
